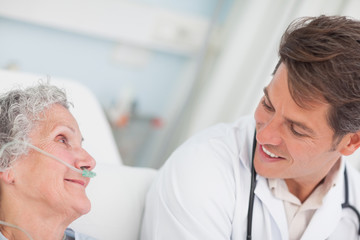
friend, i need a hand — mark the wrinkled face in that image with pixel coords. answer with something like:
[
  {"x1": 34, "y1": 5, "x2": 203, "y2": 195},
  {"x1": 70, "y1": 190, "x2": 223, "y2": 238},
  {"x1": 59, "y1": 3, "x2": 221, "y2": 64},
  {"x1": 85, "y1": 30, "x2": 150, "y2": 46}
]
[
  {"x1": 254, "y1": 63, "x2": 349, "y2": 184},
  {"x1": 13, "y1": 104, "x2": 96, "y2": 217}
]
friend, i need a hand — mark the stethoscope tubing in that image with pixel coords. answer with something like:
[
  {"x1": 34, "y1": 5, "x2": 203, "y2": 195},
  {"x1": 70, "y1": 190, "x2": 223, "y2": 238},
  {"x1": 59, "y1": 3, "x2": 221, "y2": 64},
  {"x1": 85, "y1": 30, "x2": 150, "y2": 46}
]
[{"x1": 246, "y1": 132, "x2": 257, "y2": 240}]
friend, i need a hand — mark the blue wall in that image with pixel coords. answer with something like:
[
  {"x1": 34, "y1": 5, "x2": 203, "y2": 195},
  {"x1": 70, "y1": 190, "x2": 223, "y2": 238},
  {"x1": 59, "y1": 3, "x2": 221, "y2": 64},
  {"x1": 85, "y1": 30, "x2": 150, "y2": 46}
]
[{"x1": 0, "y1": 17, "x2": 188, "y2": 117}]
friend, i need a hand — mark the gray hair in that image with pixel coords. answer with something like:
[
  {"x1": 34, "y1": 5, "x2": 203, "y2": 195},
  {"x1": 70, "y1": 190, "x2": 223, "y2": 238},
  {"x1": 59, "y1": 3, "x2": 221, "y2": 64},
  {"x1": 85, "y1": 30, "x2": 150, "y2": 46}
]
[{"x1": 0, "y1": 83, "x2": 70, "y2": 171}]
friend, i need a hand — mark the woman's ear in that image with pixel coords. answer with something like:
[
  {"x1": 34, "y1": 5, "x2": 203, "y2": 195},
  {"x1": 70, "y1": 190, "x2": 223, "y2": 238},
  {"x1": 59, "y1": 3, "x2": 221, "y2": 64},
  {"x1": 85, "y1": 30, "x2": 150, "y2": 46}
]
[
  {"x1": 0, "y1": 168, "x2": 15, "y2": 184},
  {"x1": 340, "y1": 132, "x2": 360, "y2": 156}
]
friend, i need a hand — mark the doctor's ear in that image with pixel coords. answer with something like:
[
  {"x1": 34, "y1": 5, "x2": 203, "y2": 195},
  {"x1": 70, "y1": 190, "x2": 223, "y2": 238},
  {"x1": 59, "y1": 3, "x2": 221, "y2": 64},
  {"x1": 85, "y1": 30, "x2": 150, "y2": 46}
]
[
  {"x1": 339, "y1": 132, "x2": 360, "y2": 156},
  {"x1": 0, "y1": 168, "x2": 15, "y2": 184}
]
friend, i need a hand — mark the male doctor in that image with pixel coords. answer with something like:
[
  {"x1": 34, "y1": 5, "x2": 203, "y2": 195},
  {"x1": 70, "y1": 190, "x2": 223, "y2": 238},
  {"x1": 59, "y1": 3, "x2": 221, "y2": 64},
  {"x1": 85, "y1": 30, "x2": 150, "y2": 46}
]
[{"x1": 141, "y1": 15, "x2": 360, "y2": 239}]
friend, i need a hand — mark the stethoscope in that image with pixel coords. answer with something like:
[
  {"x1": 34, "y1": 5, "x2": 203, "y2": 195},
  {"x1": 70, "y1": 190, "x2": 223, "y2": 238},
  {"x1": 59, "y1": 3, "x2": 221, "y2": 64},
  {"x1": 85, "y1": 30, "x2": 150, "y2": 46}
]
[{"x1": 246, "y1": 132, "x2": 360, "y2": 239}]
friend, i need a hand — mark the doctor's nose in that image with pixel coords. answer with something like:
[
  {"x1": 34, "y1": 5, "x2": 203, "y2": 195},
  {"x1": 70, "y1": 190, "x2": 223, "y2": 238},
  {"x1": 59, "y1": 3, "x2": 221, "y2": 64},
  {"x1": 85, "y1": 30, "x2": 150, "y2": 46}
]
[{"x1": 256, "y1": 117, "x2": 282, "y2": 146}]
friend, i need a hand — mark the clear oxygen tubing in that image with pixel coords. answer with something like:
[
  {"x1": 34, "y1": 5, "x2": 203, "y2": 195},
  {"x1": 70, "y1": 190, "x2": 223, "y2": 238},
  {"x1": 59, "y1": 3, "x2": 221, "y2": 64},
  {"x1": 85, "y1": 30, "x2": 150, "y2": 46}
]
[
  {"x1": 0, "y1": 220, "x2": 34, "y2": 240},
  {"x1": 24, "y1": 143, "x2": 96, "y2": 178},
  {"x1": 0, "y1": 141, "x2": 35, "y2": 239},
  {"x1": 0, "y1": 141, "x2": 96, "y2": 178}
]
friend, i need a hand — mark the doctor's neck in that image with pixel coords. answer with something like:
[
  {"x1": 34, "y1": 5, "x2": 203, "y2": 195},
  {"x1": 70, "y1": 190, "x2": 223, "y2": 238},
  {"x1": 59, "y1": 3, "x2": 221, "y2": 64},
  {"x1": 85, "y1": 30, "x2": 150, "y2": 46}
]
[{"x1": 284, "y1": 159, "x2": 341, "y2": 203}]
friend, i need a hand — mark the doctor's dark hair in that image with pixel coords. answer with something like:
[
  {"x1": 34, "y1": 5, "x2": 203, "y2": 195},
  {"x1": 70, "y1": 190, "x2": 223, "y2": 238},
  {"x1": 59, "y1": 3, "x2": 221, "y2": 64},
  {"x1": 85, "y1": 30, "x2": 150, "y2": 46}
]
[
  {"x1": 277, "y1": 15, "x2": 360, "y2": 142},
  {"x1": 0, "y1": 83, "x2": 70, "y2": 171}
]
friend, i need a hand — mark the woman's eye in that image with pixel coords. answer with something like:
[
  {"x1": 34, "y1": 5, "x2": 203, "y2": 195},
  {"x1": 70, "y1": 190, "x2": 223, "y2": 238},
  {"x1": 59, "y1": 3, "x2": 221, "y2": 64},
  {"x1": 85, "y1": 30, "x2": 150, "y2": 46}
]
[{"x1": 57, "y1": 135, "x2": 68, "y2": 144}]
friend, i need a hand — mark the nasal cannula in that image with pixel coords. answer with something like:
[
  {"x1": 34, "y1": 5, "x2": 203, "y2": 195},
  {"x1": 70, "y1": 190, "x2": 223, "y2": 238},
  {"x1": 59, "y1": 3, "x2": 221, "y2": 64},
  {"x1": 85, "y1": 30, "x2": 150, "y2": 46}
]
[
  {"x1": 25, "y1": 142, "x2": 96, "y2": 178},
  {"x1": 0, "y1": 140, "x2": 96, "y2": 240},
  {"x1": 0, "y1": 140, "x2": 96, "y2": 178}
]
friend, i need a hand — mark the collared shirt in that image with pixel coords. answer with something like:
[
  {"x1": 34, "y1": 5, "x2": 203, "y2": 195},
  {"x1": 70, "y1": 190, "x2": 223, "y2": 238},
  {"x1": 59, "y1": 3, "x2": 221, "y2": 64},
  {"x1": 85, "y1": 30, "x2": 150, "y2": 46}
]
[{"x1": 268, "y1": 159, "x2": 342, "y2": 240}]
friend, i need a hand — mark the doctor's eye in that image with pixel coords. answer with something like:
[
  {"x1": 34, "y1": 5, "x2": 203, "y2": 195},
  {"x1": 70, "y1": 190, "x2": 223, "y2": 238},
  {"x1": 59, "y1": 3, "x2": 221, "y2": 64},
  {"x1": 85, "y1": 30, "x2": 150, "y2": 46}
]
[
  {"x1": 289, "y1": 123, "x2": 307, "y2": 138},
  {"x1": 261, "y1": 97, "x2": 274, "y2": 112}
]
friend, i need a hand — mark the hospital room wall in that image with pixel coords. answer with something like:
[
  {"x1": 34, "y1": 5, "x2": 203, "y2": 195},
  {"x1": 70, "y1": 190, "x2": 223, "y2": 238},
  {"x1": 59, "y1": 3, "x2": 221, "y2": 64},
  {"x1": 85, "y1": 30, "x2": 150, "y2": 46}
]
[
  {"x1": 0, "y1": 0, "x2": 233, "y2": 115},
  {"x1": 0, "y1": 16, "x2": 184, "y2": 117}
]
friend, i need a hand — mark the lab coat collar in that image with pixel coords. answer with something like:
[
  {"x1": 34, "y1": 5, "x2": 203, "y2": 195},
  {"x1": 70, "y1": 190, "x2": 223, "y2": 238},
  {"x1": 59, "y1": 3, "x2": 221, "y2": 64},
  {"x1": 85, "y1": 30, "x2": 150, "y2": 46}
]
[
  {"x1": 238, "y1": 122, "x2": 256, "y2": 173},
  {"x1": 300, "y1": 158, "x2": 345, "y2": 240}
]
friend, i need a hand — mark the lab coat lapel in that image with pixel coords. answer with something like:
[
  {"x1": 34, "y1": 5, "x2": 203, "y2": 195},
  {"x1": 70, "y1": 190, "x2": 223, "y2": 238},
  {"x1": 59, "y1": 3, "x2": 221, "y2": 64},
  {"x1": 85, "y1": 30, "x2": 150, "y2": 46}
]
[
  {"x1": 255, "y1": 176, "x2": 289, "y2": 240},
  {"x1": 300, "y1": 178, "x2": 343, "y2": 240}
]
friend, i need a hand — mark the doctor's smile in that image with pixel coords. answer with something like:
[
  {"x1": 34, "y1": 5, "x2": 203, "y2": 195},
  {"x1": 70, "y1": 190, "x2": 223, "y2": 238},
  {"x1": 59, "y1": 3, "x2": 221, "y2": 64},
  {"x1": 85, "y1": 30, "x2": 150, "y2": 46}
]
[
  {"x1": 261, "y1": 145, "x2": 280, "y2": 158},
  {"x1": 258, "y1": 144, "x2": 285, "y2": 162}
]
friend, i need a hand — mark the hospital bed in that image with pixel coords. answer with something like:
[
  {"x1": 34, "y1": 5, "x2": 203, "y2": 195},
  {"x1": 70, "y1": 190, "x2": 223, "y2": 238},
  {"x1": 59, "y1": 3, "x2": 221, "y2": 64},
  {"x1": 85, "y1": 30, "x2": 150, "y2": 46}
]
[{"x1": 0, "y1": 69, "x2": 157, "y2": 240}]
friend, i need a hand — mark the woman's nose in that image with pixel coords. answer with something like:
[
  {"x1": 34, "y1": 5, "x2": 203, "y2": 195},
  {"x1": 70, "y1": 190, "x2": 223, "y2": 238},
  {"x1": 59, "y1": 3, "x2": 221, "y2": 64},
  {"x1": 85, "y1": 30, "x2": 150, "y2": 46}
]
[{"x1": 75, "y1": 148, "x2": 96, "y2": 171}]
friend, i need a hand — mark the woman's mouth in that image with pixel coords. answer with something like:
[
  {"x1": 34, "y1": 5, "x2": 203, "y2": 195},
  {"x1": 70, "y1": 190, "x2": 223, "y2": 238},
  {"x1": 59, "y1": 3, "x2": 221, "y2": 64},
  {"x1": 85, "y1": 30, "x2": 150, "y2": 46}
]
[{"x1": 65, "y1": 178, "x2": 86, "y2": 187}]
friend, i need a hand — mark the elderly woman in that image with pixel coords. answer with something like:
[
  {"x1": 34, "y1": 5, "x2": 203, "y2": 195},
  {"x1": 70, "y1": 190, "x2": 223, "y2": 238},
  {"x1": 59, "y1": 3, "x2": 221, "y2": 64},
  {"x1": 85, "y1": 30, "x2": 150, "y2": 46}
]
[{"x1": 0, "y1": 83, "x2": 96, "y2": 240}]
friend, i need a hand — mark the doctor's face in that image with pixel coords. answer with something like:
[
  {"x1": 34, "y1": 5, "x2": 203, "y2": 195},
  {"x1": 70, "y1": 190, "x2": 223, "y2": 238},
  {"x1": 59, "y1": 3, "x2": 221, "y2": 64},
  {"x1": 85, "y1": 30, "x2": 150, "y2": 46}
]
[{"x1": 254, "y1": 63, "x2": 349, "y2": 184}]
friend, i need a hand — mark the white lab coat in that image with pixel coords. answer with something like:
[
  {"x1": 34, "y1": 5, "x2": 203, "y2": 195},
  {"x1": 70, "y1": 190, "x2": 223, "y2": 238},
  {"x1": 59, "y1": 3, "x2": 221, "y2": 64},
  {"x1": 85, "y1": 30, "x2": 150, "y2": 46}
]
[{"x1": 141, "y1": 115, "x2": 360, "y2": 240}]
